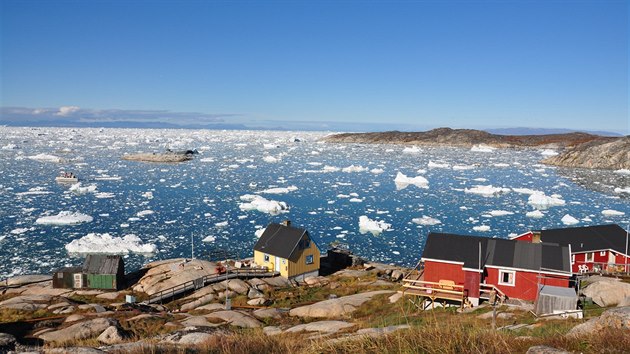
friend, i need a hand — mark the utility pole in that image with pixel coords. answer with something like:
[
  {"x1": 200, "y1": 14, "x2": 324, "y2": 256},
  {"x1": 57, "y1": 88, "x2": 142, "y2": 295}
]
[
  {"x1": 625, "y1": 223, "x2": 629, "y2": 275},
  {"x1": 191, "y1": 234, "x2": 194, "y2": 260}
]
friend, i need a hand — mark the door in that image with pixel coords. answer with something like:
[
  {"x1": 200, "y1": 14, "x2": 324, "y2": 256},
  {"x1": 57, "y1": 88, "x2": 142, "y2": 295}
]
[
  {"x1": 73, "y1": 273, "x2": 83, "y2": 288},
  {"x1": 275, "y1": 257, "x2": 281, "y2": 272}
]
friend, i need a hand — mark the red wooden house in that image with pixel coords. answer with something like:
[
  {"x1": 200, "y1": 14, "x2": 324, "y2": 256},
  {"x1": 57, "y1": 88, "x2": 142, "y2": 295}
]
[
  {"x1": 420, "y1": 233, "x2": 572, "y2": 304},
  {"x1": 511, "y1": 224, "x2": 630, "y2": 274}
]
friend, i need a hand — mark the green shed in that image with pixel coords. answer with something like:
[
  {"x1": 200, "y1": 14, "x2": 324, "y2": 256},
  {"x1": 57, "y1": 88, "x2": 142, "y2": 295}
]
[{"x1": 82, "y1": 254, "x2": 125, "y2": 290}]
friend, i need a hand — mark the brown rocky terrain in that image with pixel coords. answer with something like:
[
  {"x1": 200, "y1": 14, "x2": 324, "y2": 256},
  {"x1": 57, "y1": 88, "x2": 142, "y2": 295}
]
[
  {"x1": 322, "y1": 127, "x2": 610, "y2": 148},
  {"x1": 543, "y1": 136, "x2": 630, "y2": 170}
]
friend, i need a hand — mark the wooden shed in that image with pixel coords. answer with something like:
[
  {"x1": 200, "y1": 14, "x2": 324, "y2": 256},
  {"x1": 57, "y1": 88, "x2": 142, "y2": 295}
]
[
  {"x1": 83, "y1": 254, "x2": 124, "y2": 290},
  {"x1": 52, "y1": 266, "x2": 83, "y2": 289}
]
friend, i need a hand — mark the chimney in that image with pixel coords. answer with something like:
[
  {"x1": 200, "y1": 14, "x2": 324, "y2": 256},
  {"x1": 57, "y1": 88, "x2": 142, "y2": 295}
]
[{"x1": 281, "y1": 220, "x2": 291, "y2": 227}]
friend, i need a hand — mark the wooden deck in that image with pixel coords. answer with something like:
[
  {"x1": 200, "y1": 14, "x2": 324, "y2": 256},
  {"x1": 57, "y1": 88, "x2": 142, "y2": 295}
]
[{"x1": 402, "y1": 279, "x2": 469, "y2": 308}]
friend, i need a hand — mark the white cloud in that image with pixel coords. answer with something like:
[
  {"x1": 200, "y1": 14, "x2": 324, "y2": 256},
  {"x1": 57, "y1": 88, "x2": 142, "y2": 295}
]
[{"x1": 55, "y1": 106, "x2": 80, "y2": 116}]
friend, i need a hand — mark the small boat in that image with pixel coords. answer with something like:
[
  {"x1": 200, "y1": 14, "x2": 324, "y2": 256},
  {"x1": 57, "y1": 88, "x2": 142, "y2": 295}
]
[{"x1": 56, "y1": 172, "x2": 78, "y2": 183}]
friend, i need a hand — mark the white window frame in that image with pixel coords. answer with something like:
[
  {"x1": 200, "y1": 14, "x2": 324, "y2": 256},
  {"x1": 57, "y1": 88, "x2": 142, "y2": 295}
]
[
  {"x1": 585, "y1": 253, "x2": 594, "y2": 262},
  {"x1": 264, "y1": 254, "x2": 270, "y2": 262},
  {"x1": 600, "y1": 251, "x2": 606, "y2": 256},
  {"x1": 571, "y1": 254, "x2": 575, "y2": 264},
  {"x1": 498, "y1": 269, "x2": 516, "y2": 287},
  {"x1": 305, "y1": 255, "x2": 314, "y2": 265}
]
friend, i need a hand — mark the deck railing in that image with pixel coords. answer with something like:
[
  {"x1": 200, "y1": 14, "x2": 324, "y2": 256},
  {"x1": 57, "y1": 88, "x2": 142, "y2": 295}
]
[
  {"x1": 401, "y1": 279, "x2": 467, "y2": 306},
  {"x1": 479, "y1": 283, "x2": 507, "y2": 304}
]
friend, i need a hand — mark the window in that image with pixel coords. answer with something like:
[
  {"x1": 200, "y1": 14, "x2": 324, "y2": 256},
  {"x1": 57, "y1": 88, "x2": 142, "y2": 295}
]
[
  {"x1": 498, "y1": 270, "x2": 515, "y2": 286},
  {"x1": 571, "y1": 254, "x2": 575, "y2": 263},
  {"x1": 585, "y1": 253, "x2": 594, "y2": 262},
  {"x1": 305, "y1": 255, "x2": 314, "y2": 265},
  {"x1": 264, "y1": 254, "x2": 270, "y2": 262},
  {"x1": 303, "y1": 239, "x2": 311, "y2": 249},
  {"x1": 600, "y1": 251, "x2": 606, "y2": 256}
]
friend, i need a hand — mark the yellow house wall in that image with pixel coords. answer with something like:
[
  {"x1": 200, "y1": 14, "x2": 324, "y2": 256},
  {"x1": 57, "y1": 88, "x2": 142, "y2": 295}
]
[
  {"x1": 254, "y1": 250, "x2": 290, "y2": 277},
  {"x1": 287, "y1": 238, "x2": 320, "y2": 277}
]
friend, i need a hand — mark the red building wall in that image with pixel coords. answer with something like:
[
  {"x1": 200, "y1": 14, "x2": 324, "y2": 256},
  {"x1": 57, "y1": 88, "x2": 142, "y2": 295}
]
[
  {"x1": 485, "y1": 268, "x2": 570, "y2": 301},
  {"x1": 573, "y1": 250, "x2": 629, "y2": 272},
  {"x1": 513, "y1": 232, "x2": 533, "y2": 242},
  {"x1": 423, "y1": 260, "x2": 465, "y2": 284}
]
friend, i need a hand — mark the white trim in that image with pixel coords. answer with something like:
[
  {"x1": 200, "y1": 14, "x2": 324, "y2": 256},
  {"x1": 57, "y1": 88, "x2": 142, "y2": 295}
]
[
  {"x1": 572, "y1": 248, "x2": 629, "y2": 257},
  {"x1": 485, "y1": 265, "x2": 571, "y2": 277},
  {"x1": 421, "y1": 257, "x2": 464, "y2": 266},
  {"x1": 462, "y1": 267, "x2": 484, "y2": 273},
  {"x1": 585, "y1": 252, "x2": 594, "y2": 263},
  {"x1": 509, "y1": 231, "x2": 532, "y2": 240},
  {"x1": 498, "y1": 269, "x2": 516, "y2": 287}
]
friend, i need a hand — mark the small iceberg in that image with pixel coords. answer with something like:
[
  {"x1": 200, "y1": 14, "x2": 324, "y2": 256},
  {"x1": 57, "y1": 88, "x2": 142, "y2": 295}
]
[
  {"x1": 359, "y1": 215, "x2": 391, "y2": 236},
  {"x1": 36, "y1": 211, "x2": 93, "y2": 225}
]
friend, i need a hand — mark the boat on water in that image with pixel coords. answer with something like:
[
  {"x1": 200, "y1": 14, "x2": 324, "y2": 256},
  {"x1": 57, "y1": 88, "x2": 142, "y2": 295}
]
[{"x1": 55, "y1": 172, "x2": 78, "y2": 183}]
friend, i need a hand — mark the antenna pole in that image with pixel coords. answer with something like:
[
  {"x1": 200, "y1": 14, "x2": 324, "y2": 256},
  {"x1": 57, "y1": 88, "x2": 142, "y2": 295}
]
[{"x1": 191, "y1": 234, "x2": 194, "y2": 260}]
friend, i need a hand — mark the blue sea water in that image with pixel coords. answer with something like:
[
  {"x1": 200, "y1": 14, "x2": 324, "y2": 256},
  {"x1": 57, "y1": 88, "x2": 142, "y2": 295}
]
[{"x1": 1, "y1": 127, "x2": 629, "y2": 279}]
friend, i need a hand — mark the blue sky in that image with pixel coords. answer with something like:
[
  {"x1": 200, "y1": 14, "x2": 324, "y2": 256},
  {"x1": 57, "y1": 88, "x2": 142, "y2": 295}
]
[{"x1": 1, "y1": 0, "x2": 628, "y2": 132}]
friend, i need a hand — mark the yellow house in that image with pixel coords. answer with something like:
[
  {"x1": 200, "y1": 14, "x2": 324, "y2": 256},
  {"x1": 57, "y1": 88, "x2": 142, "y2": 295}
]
[{"x1": 253, "y1": 221, "x2": 320, "y2": 281}]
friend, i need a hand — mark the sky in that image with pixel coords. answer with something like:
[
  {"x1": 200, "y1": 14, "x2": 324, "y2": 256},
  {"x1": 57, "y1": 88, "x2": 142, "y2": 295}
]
[{"x1": 0, "y1": 0, "x2": 628, "y2": 133}]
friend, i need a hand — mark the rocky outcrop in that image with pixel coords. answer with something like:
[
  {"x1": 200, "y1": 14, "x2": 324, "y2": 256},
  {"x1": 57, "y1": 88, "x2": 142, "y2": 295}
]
[
  {"x1": 132, "y1": 258, "x2": 219, "y2": 295},
  {"x1": 122, "y1": 149, "x2": 195, "y2": 163},
  {"x1": 582, "y1": 278, "x2": 630, "y2": 307},
  {"x1": 543, "y1": 136, "x2": 630, "y2": 170},
  {"x1": 0, "y1": 333, "x2": 16, "y2": 352},
  {"x1": 526, "y1": 346, "x2": 571, "y2": 354},
  {"x1": 567, "y1": 307, "x2": 630, "y2": 337},
  {"x1": 5, "y1": 274, "x2": 52, "y2": 286},
  {"x1": 39, "y1": 318, "x2": 118, "y2": 343},
  {"x1": 289, "y1": 290, "x2": 394, "y2": 318},
  {"x1": 285, "y1": 320, "x2": 355, "y2": 334},
  {"x1": 322, "y1": 128, "x2": 604, "y2": 149}
]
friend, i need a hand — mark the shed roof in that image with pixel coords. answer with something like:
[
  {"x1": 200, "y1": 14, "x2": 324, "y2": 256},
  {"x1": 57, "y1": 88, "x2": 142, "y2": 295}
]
[
  {"x1": 535, "y1": 224, "x2": 629, "y2": 255},
  {"x1": 82, "y1": 254, "x2": 123, "y2": 274},
  {"x1": 423, "y1": 232, "x2": 570, "y2": 273},
  {"x1": 254, "y1": 223, "x2": 315, "y2": 261}
]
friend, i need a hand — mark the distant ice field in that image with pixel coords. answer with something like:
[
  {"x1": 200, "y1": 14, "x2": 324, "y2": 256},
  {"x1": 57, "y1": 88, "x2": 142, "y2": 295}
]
[{"x1": 1, "y1": 127, "x2": 629, "y2": 278}]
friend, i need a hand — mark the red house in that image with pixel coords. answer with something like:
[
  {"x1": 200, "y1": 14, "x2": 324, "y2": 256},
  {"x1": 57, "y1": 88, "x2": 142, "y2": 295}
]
[
  {"x1": 511, "y1": 224, "x2": 630, "y2": 274},
  {"x1": 420, "y1": 233, "x2": 572, "y2": 304}
]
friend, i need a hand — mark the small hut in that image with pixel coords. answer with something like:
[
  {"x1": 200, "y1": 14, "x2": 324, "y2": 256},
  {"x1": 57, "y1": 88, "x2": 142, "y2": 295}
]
[
  {"x1": 52, "y1": 255, "x2": 124, "y2": 290},
  {"x1": 534, "y1": 284, "x2": 579, "y2": 316}
]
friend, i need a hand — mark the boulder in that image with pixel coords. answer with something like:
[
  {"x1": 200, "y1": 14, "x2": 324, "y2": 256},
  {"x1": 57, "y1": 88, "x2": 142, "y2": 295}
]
[
  {"x1": 567, "y1": 307, "x2": 630, "y2": 337},
  {"x1": 389, "y1": 292, "x2": 402, "y2": 304},
  {"x1": 583, "y1": 279, "x2": 630, "y2": 307},
  {"x1": 95, "y1": 291, "x2": 122, "y2": 300},
  {"x1": 181, "y1": 294, "x2": 215, "y2": 311},
  {"x1": 205, "y1": 310, "x2": 262, "y2": 328},
  {"x1": 263, "y1": 277, "x2": 291, "y2": 288},
  {"x1": 177, "y1": 332, "x2": 217, "y2": 345},
  {"x1": 526, "y1": 346, "x2": 571, "y2": 354},
  {"x1": 355, "y1": 325, "x2": 410, "y2": 337},
  {"x1": 618, "y1": 296, "x2": 630, "y2": 307},
  {"x1": 390, "y1": 270, "x2": 404, "y2": 281},
  {"x1": 5, "y1": 274, "x2": 51, "y2": 286},
  {"x1": 246, "y1": 278, "x2": 268, "y2": 289},
  {"x1": 226, "y1": 279, "x2": 250, "y2": 294},
  {"x1": 46, "y1": 347, "x2": 107, "y2": 353},
  {"x1": 304, "y1": 276, "x2": 330, "y2": 287},
  {"x1": 332, "y1": 269, "x2": 368, "y2": 279},
  {"x1": 253, "y1": 308, "x2": 282, "y2": 319},
  {"x1": 64, "y1": 314, "x2": 86, "y2": 323},
  {"x1": 39, "y1": 318, "x2": 117, "y2": 343},
  {"x1": 0, "y1": 333, "x2": 16, "y2": 353},
  {"x1": 181, "y1": 286, "x2": 215, "y2": 301},
  {"x1": 262, "y1": 326, "x2": 283, "y2": 336},
  {"x1": 285, "y1": 321, "x2": 355, "y2": 334},
  {"x1": 247, "y1": 288, "x2": 265, "y2": 299},
  {"x1": 180, "y1": 316, "x2": 223, "y2": 327},
  {"x1": 97, "y1": 325, "x2": 126, "y2": 344},
  {"x1": 247, "y1": 298, "x2": 267, "y2": 306},
  {"x1": 289, "y1": 290, "x2": 394, "y2": 318},
  {"x1": 197, "y1": 303, "x2": 225, "y2": 312}
]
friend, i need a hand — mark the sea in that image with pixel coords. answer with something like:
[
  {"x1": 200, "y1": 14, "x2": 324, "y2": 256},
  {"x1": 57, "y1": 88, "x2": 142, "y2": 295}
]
[{"x1": 1, "y1": 126, "x2": 629, "y2": 279}]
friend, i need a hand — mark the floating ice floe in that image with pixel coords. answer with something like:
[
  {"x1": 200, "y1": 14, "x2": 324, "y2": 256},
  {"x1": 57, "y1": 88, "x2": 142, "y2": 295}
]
[
  {"x1": 512, "y1": 188, "x2": 539, "y2": 195},
  {"x1": 526, "y1": 210, "x2": 545, "y2": 218},
  {"x1": 239, "y1": 194, "x2": 289, "y2": 215},
  {"x1": 137, "y1": 210, "x2": 154, "y2": 217},
  {"x1": 342, "y1": 165, "x2": 368, "y2": 173},
  {"x1": 69, "y1": 182, "x2": 97, "y2": 195},
  {"x1": 259, "y1": 186, "x2": 298, "y2": 194},
  {"x1": 1, "y1": 144, "x2": 19, "y2": 150},
  {"x1": 202, "y1": 235, "x2": 217, "y2": 242},
  {"x1": 614, "y1": 187, "x2": 630, "y2": 194},
  {"x1": 16, "y1": 187, "x2": 52, "y2": 196},
  {"x1": 27, "y1": 153, "x2": 64, "y2": 163},
  {"x1": 65, "y1": 233, "x2": 156, "y2": 254},
  {"x1": 540, "y1": 149, "x2": 559, "y2": 156},
  {"x1": 254, "y1": 228, "x2": 266, "y2": 238},
  {"x1": 10, "y1": 227, "x2": 34, "y2": 235},
  {"x1": 528, "y1": 192, "x2": 565, "y2": 209},
  {"x1": 402, "y1": 146, "x2": 421, "y2": 154},
  {"x1": 370, "y1": 168, "x2": 384, "y2": 174},
  {"x1": 613, "y1": 169, "x2": 630, "y2": 175},
  {"x1": 427, "y1": 161, "x2": 450, "y2": 169},
  {"x1": 94, "y1": 175, "x2": 122, "y2": 181},
  {"x1": 470, "y1": 144, "x2": 495, "y2": 152},
  {"x1": 412, "y1": 216, "x2": 441, "y2": 226},
  {"x1": 262, "y1": 156, "x2": 279, "y2": 163},
  {"x1": 215, "y1": 221, "x2": 228, "y2": 228},
  {"x1": 453, "y1": 165, "x2": 476, "y2": 171},
  {"x1": 473, "y1": 225, "x2": 491, "y2": 232},
  {"x1": 488, "y1": 210, "x2": 514, "y2": 217},
  {"x1": 142, "y1": 191, "x2": 154, "y2": 199},
  {"x1": 464, "y1": 185, "x2": 510, "y2": 197},
  {"x1": 36, "y1": 211, "x2": 93, "y2": 225},
  {"x1": 394, "y1": 172, "x2": 429, "y2": 190},
  {"x1": 322, "y1": 166, "x2": 340, "y2": 173},
  {"x1": 95, "y1": 192, "x2": 115, "y2": 199},
  {"x1": 601, "y1": 209, "x2": 625, "y2": 217},
  {"x1": 561, "y1": 214, "x2": 579, "y2": 225},
  {"x1": 358, "y1": 215, "x2": 391, "y2": 236}
]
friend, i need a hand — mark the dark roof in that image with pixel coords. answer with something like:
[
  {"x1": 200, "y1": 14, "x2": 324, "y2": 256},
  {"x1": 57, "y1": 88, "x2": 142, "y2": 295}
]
[
  {"x1": 423, "y1": 232, "x2": 570, "y2": 273},
  {"x1": 55, "y1": 266, "x2": 82, "y2": 273},
  {"x1": 536, "y1": 224, "x2": 629, "y2": 255},
  {"x1": 82, "y1": 254, "x2": 123, "y2": 274},
  {"x1": 254, "y1": 223, "x2": 313, "y2": 261}
]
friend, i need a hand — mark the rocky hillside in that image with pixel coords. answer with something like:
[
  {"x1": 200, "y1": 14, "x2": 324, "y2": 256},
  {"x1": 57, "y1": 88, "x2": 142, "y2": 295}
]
[
  {"x1": 322, "y1": 127, "x2": 609, "y2": 148},
  {"x1": 543, "y1": 136, "x2": 630, "y2": 170}
]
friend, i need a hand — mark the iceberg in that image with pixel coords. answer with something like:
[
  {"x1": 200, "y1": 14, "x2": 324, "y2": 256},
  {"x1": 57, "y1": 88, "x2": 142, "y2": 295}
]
[
  {"x1": 602, "y1": 209, "x2": 625, "y2": 217},
  {"x1": 259, "y1": 186, "x2": 298, "y2": 194},
  {"x1": 470, "y1": 144, "x2": 495, "y2": 152},
  {"x1": 342, "y1": 165, "x2": 368, "y2": 173},
  {"x1": 394, "y1": 172, "x2": 429, "y2": 190},
  {"x1": 65, "y1": 233, "x2": 156, "y2": 254},
  {"x1": 239, "y1": 194, "x2": 289, "y2": 215},
  {"x1": 464, "y1": 185, "x2": 510, "y2": 197},
  {"x1": 402, "y1": 146, "x2": 421, "y2": 154},
  {"x1": 27, "y1": 153, "x2": 64, "y2": 163},
  {"x1": 540, "y1": 149, "x2": 559, "y2": 156},
  {"x1": 561, "y1": 214, "x2": 579, "y2": 225},
  {"x1": 473, "y1": 225, "x2": 491, "y2": 232},
  {"x1": 528, "y1": 193, "x2": 565, "y2": 209},
  {"x1": 359, "y1": 215, "x2": 391, "y2": 236},
  {"x1": 427, "y1": 161, "x2": 450, "y2": 169},
  {"x1": 202, "y1": 235, "x2": 217, "y2": 242},
  {"x1": 412, "y1": 216, "x2": 441, "y2": 226},
  {"x1": 526, "y1": 210, "x2": 544, "y2": 218},
  {"x1": 69, "y1": 182, "x2": 97, "y2": 195},
  {"x1": 36, "y1": 211, "x2": 93, "y2": 225},
  {"x1": 488, "y1": 210, "x2": 514, "y2": 217}
]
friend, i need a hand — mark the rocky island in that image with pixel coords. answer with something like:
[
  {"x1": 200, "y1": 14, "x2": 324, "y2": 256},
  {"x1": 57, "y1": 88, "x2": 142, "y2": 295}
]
[
  {"x1": 323, "y1": 128, "x2": 630, "y2": 170},
  {"x1": 122, "y1": 149, "x2": 198, "y2": 163}
]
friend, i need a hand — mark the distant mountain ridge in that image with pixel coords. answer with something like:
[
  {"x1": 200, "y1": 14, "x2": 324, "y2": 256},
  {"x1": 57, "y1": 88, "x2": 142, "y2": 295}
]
[{"x1": 485, "y1": 127, "x2": 623, "y2": 137}]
